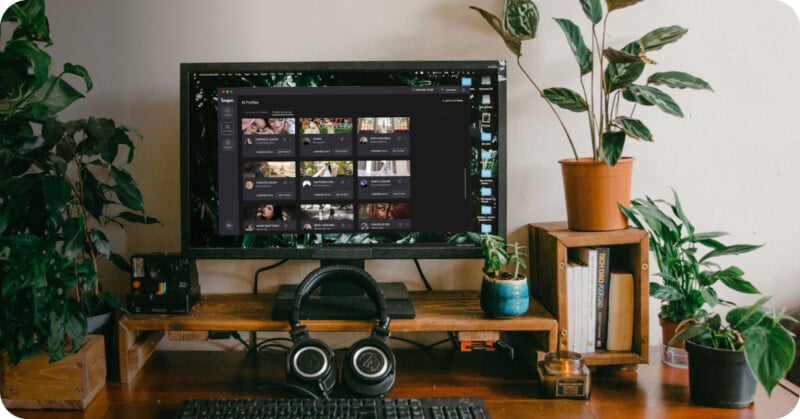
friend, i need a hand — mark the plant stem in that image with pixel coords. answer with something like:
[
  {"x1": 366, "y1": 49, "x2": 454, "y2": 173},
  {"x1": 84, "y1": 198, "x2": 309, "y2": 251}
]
[{"x1": 516, "y1": 56, "x2": 579, "y2": 160}]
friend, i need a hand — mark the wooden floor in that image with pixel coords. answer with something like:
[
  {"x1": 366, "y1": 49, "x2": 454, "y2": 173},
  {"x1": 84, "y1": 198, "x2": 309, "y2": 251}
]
[{"x1": 7, "y1": 346, "x2": 799, "y2": 419}]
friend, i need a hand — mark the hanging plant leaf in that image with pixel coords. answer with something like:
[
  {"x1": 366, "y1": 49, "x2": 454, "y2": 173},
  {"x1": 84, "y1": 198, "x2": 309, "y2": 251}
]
[
  {"x1": 543, "y1": 87, "x2": 589, "y2": 112},
  {"x1": 580, "y1": 0, "x2": 603, "y2": 25},
  {"x1": 503, "y1": 0, "x2": 539, "y2": 39},
  {"x1": 605, "y1": 0, "x2": 643, "y2": 12},
  {"x1": 554, "y1": 18, "x2": 592, "y2": 75},
  {"x1": 612, "y1": 116, "x2": 652, "y2": 141},
  {"x1": 640, "y1": 26, "x2": 688, "y2": 51},
  {"x1": 648, "y1": 71, "x2": 713, "y2": 91},
  {"x1": 63, "y1": 63, "x2": 92, "y2": 92},
  {"x1": 61, "y1": 216, "x2": 84, "y2": 260},
  {"x1": 623, "y1": 85, "x2": 684, "y2": 117},
  {"x1": 110, "y1": 166, "x2": 145, "y2": 212},
  {"x1": 601, "y1": 130, "x2": 626, "y2": 166}
]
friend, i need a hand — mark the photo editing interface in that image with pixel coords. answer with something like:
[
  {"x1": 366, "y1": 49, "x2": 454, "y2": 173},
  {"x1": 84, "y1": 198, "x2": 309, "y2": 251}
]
[{"x1": 217, "y1": 78, "x2": 500, "y2": 236}]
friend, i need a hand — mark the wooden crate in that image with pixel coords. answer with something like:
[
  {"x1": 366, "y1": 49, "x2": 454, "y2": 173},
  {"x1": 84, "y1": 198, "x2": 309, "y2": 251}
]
[{"x1": 1, "y1": 335, "x2": 106, "y2": 410}]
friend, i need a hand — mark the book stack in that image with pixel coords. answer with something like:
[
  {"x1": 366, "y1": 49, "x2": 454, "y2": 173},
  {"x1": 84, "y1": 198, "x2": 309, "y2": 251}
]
[{"x1": 566, "y1": 247, "x2": 633, "y2": 353}]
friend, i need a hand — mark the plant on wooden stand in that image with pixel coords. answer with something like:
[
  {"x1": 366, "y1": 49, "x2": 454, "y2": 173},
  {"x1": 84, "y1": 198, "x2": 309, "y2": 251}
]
[
  {"x1": 0, "y1": 0, "x2": 158, "y2": 366},
  {"x1": 469, "y1": 0, "x2": 712, "y2": 230}
]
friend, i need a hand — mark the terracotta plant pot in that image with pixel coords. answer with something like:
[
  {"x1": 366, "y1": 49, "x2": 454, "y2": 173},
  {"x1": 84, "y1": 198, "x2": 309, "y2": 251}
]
[
  {"x1": 560, "y1": 157, "x2": 633, "y2": 231},
  {"x1": 660, "y1": 317, "x2": 688, "y2": 368}
]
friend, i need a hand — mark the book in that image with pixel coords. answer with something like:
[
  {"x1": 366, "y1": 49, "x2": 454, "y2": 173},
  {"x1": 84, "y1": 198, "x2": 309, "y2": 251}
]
[
  {"x1": 574, "y1": 248, "x2": 598, "y2": 353},
  {"x1": 606, "y1": 271, "x2": 634, "y2": 351},
  {"x1": 566, "y1": 261, "x2": 579, "y2": 352},
  {"x1": 595, "y1": 247, "x2": 611, "y2": 349}
]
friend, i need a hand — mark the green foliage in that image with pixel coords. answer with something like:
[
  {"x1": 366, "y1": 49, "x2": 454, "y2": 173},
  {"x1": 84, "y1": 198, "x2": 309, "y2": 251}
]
[
  {"x1": 470, "y1": 0, "x2": 712, "y2": 166},
  {"x1": 0, "y1": 0, "x2": 157, "y2": 365},
  {"x1": 670, "y1": 297, "x2": 797, "y2": 397},
  {"x1": 451, "y1": 233, "x2": 527, "y2": 280},
  {"x1": 619, "y1": 190, "x2": 761, "y2": 323}
]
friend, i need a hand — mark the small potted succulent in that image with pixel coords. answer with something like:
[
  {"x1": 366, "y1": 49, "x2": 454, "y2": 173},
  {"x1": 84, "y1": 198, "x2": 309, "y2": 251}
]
[
  {"x1": 619, "y1": 190, "x2": 761, "y2": 367},
  {"x1": 464, "y1": 233, "x2": 529, "y2": 317},
  {"x1": 470, "y1": 0, "x2": 712, "y2": 231},
  {"x1": 669, "y1": 296, "x2": 796, "y2": 408}
]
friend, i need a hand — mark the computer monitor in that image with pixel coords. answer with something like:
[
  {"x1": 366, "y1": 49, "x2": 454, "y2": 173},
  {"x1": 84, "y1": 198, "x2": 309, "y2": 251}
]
[{"x1": 180, "y1": 61, "x2": 506, "y2": 269}]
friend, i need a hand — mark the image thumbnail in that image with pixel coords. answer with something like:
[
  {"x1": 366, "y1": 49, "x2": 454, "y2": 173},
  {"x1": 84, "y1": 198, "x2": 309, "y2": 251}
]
[
  {"x1": 300, "y1": 203, "x2": 354, "y2": 221},
  {"x1": 300, "y1": 161, "x2": 353, "y2": 177},
  {"x1": 242, "y1": 117, "x2": 295, "y2": 135},
  {"x1": 241, "y1": 161, "x2": 296, "y2": 178},
  {"x1": 358, "y1": 202, "x2": 411, "y2": 220},
  {"x1": 357, "y1": 117, "x2": 409, "y2": 133},
  {"x1": 299, "y1": 117, "x2": 353, "y2": 134},
  {"x1": 357, "y1": 160, "x2": 410, "y2": 177},
  {"x1": 242, "y1": 203, "x2": 294, "y2": 221}
]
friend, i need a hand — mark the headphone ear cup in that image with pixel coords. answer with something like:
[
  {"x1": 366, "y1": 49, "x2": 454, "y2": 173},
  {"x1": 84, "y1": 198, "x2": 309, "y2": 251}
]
[
  {"x1": 285, "y1": 338, "x2": 338, "y2": 397},
  {"x1": 342, "y1": 337, "x2": 396, "y2": 397}
]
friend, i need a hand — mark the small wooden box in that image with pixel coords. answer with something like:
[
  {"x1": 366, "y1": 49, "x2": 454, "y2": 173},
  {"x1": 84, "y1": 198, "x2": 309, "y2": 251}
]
[{"x1": 1, "y1": 334, "x2": 106, "y2": 410}]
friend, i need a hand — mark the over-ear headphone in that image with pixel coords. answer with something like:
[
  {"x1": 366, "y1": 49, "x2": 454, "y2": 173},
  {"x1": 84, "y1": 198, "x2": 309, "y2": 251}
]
[{"x1": 285, "y1": 265, "x2": 396, "y2": 398}]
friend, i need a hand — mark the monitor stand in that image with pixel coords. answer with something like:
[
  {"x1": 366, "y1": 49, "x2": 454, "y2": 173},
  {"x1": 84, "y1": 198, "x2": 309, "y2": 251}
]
[{"x1": 270, "y1": 259, "x2": 417, "y2": 320}]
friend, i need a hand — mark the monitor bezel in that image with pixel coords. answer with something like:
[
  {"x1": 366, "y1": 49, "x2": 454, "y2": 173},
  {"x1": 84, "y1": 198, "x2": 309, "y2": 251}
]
[{"x1": 179, "y1": 60, "x2": 507, "y2": 260}]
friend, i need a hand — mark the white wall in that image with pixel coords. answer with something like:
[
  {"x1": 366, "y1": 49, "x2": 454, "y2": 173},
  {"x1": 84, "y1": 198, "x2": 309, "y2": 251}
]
[{"x1": 37, "y1": 0, "x2": 800, "y2": 346}]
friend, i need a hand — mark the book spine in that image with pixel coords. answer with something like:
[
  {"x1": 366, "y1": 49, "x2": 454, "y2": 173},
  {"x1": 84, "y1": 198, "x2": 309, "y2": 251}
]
[{"x1": 595, "y1": 247, "x2": 611, "y2": 350}]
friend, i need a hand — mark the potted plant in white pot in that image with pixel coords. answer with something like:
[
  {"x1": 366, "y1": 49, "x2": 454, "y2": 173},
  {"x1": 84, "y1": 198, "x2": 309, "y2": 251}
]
[
  {"x1": 470, "y1": 0, "x2": 712, "y2": 231},
  {"x1": 619, "y1": 191, "x2": 762, "y2": 368},
  {"x1": 0, "y1": 0, "x2": 157, "y2": 407},
  {"x1": 669, "y1": 296, "x2": 796, "y2": 408}
]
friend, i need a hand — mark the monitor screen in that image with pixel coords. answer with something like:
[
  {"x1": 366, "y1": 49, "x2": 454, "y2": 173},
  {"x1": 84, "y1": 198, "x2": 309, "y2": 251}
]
[{"x1": 180, "y1": 61, "x2": 506, "y2": 260}]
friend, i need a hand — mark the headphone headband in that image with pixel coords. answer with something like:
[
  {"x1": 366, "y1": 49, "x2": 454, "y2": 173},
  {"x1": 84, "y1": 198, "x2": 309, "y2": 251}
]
[{"x1": 289, "y1": 265, "x2": 390, "y2": 333}]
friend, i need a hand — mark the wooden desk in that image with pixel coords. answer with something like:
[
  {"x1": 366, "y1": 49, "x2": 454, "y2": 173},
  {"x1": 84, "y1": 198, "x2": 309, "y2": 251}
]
[
  {"x1": 117, "y1": 291, "x2": 559, "y2": 383},
  {"x1": 9, "y1": 347, "x2": 798, "y2": 419}
]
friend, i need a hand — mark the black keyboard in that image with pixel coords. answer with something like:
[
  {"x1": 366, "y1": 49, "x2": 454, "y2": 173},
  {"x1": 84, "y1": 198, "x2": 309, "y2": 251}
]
[{"x1": 176, "y1": 397, "x2": 490, "y2": 418}]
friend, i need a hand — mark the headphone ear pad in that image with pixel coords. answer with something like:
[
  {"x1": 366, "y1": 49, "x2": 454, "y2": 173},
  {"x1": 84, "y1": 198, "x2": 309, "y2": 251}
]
[
  {"x1": 285, "y1": 338, "x2": 338, "y2": 396},
  {"x1": 342, "y1": 337, "x2": 396, "y2": 397}
]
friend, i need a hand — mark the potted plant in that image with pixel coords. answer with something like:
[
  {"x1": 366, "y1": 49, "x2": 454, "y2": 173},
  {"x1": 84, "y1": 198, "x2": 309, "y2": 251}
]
[
  {"x1": 669, "y1": 296, "x2": 796, "y2": 408},
  {"x1": 619, "y1": 190, "x2": 761, "y2": 367},
  {"x1": 0, "y1": 0, "x2": 156, "y2": 404},
  {"x1": 470, "y1": 0, "x2": 712, "y2": 231},
  {"x1": 455, "y1": 233, "x2": 530, "y2": 317}
]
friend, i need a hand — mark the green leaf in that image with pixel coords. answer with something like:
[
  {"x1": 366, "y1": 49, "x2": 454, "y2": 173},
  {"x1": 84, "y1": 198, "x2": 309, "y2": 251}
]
[
  {"x1": 110, "y1": 167, "x2": 145, "y2": 212},
  {"x1": 612, "y1": 116, "x2": 652, "y2": 141},
  {"x1": 744, "y1": 323, "x2": 796, "y2": 396},
  {"x1": 650, "y1": 282, "x2": 682, "y2": 301},
  {"x1": 543, "y1": 87, "x2": 588, "y2": 112},
  {"x1": 605, "y1": 42, "x2": 645, "y2": 92},
  {"x1": 580, "y1": 0, "x2": 603, "y2": 25},
  {"x1": 90, "y1": 229, "x2": 111, "y2": 257},
  {"x1": 470, "y1": 6, "x2": 523, "y2": 57},
  {"x1": 605, "y1": 0, "x2": 642, "y2": 12},
  {"x1": 503, "y1": 0, "x2": 539, "y2": 39},
  {"x1": 601, "y1": 131, "x2": 626, "y2": 166},
  {"x1": 116, "y1": 211, "x2": 161, "y2": 225},
  {"x1": 4, "y1": 39, "x2": 51, "y2": 87},
  {"x1": 24, "y1": 77, "x2": 85, "y2": 119},
  {"x1": 109, "y1": 252, "x2": 132, "y2": 272},
  {"x1": 623, "y1": 85, "x2": 684, "y2": 117},
  {"x1": 42, "y1": 176, "x2": 71, "y2": 222},
  {"x1": 640, "y1": 26, "x2": 688, "y2": 51},
  {"x1": 63, "y1": 63, "x2": 92, "y2": 92},
  {"x1": 554, "y1": 18, "x2": 592, "y2": 75},
  {"x1": 699, "y1": 243, "x2": 763, "y2": 262},
  {"x1": 648, "y1": 71, "x2": 713, "y2": 91},
  {"x1": 62, "y1": 216, "x2": 85, "y2": 260}
]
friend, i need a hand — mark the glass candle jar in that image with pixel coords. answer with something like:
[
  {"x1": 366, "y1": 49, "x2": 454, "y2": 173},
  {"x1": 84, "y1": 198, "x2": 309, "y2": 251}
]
[{"x1": 537, "y1": 350, "x2": 591, "y2": 399}]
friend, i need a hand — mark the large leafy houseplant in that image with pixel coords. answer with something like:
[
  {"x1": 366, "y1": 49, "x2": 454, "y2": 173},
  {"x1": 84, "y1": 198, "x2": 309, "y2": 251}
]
[
  {"x1": 0, "y1": 0, "x2": 157, "y2": 364},
  {"x1": 619, "y1": 191, "x2": 761, "y2": 324},
  {"x1": 670, "y1": 296, "x2": 796, "y2": 397},
  {"x1": 470, "y1": 0, "x2": 712, "y2": 166}
]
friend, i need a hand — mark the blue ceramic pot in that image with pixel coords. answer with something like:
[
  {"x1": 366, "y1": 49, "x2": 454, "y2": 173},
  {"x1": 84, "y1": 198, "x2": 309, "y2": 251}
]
[{"x1": 480, "y1": 273, "x2": 529, "y2": 318}]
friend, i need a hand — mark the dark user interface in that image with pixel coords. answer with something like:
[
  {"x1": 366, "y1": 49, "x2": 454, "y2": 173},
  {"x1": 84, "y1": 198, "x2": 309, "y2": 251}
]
[{"x1": 217, "y1": 86, "x2": 473, "y2": 235}]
